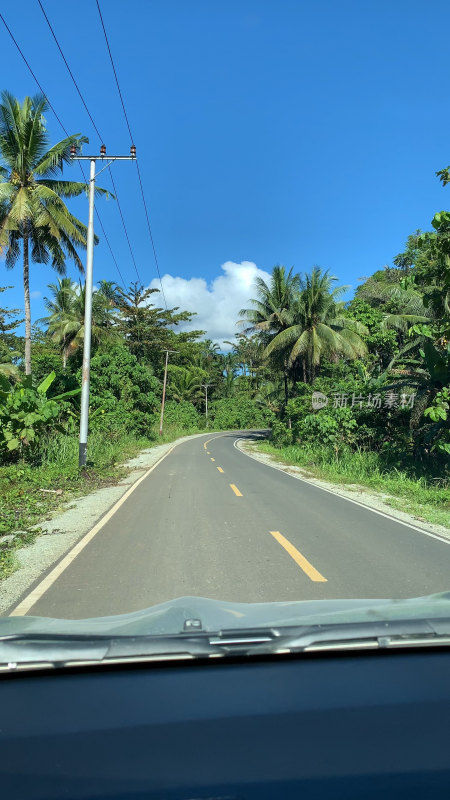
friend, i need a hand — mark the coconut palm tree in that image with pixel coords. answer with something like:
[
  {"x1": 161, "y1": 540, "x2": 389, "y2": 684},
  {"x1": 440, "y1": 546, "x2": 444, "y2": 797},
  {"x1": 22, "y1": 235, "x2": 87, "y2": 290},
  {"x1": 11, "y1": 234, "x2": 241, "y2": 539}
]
[
  {"x1": 167, "y1": 365, "x2": 204, "y2": 405},
  {"x1": 265, "y1": 267, "x2": 368, "y2": 383},
  {"x1": 0, "y1": 91, "x2": 108, "y2": 374},
  {"x1": 40, "y1": 277, "x2": 75, "y2": 368},
  {"x1": 239, "y1": 265, "x2": 299, "y2": 338},
  {"x1": 239, "y1": 265, "x2": 300, "y2": 402},
  {"x1": 40, "y1": 279, "x2": 119, "y2": 366}
]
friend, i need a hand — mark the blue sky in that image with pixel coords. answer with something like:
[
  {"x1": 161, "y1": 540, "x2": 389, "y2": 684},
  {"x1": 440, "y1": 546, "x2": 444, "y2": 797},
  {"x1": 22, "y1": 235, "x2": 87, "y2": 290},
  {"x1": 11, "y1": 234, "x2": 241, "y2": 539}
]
[{"x1": 2, "y1": 0, "x2": 450, "y2": 344}]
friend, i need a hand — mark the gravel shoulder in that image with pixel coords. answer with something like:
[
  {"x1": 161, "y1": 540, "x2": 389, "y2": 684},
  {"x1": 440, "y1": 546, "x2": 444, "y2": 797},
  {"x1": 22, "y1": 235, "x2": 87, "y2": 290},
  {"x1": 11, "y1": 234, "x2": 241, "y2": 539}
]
[
  {"x1": 0, "y1": 433, "x2": 210, "y2": 615},
  {"x1": 237, "y1": 438, "x2": 450, "y2": 541}
]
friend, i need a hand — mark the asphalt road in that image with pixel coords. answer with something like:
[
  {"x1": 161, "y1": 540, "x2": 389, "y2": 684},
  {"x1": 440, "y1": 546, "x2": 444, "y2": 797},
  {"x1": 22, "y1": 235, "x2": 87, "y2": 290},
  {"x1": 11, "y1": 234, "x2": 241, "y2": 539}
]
[{"x1": 18, "y1": 431, "x2": 450, "y2": 618}]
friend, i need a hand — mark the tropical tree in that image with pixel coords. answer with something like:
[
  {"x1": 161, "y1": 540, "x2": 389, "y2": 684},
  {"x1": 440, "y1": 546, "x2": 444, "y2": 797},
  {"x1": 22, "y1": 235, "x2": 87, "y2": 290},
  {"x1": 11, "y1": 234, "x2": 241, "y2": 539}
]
[
  {"x1": 265, "y1": 267, "x2": 368, "y2": 383},
  {"x1": 115, "y1": 282, "x2": 198, "y2": 371},
  {"x1": 39, "y1": 279, "x2": 118, "y2": 366},
  {"x1": 239, "y1": 265, "x2": 300, "y2": 402},
  {"x1": 167, "y1": 365, "x2": 204, "y2": 405},
  {"x1": 0, "y1": 91, "x2": 108, "y2": 374},
  {"x1": 239, "y1": 265, "x2": 299, "y2": 339},
  {"x1": 0, "y1": 285, "x2": 21, "y2": 378}
]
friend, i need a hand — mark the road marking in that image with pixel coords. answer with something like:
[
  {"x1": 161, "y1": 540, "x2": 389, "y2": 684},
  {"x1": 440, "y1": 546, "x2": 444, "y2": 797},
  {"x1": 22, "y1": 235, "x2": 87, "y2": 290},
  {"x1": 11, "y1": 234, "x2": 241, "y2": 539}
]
[
  {"x1": 230, "y1": 484, "x2": 243, "y2": 497},
  {"x1": 9, "y1": 442, "x2": 182, "y2": 617},
  {"x1": 211, "y1": 457, "x2": 215, "y2": 462},
  {"x1": 270, "y1": 531, "x2": 327, "y2": 582},
  {"x1": 234, "y1": 438, "x2": 450, "y2": 546},
  {"x1": 217, "y1": 467, "x2": 224, "y2": 473},
  {"x1": 203, "y1": 442, "x2": 207, "y2": 450}
]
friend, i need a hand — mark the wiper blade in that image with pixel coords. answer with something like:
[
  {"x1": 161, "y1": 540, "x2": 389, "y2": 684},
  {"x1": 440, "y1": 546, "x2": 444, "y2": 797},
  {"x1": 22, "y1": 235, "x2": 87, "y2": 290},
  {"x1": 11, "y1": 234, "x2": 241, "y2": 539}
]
[
  {"x1": 3, "y1": 619, "x2": 450, "y2": 671},
  {"x1": 248, "y1": 618, "x2": 450, "y2": 655},
  {"x1": 0, "y1": 632, "x2": 218, "y2": 671},
  {"x1": 0, "y1": 628, "x2": 284, "y2": 670}
]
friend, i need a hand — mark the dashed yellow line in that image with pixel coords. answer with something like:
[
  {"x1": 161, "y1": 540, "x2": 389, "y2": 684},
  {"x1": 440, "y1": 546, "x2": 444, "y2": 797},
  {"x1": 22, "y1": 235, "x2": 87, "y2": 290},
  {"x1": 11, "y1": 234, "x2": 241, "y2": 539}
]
[
  {"x1": 211, "y1": 457, "x2": 215, "y2": 462},
  {"x1": 230, "y1": 484, "x2": 243, "y2": 497},
  {"x1": 206, "y1": 451, "x2": 210, "y2": 455},
  {"x1": 270, "y1": 531, "x2": 327, "y2": 582},
  {"x1": 203, "y1": 442, "x2": 207, "y2": 450},
  {"x1": 217, "y1": 467, "x2": 224, "y2": 473}
]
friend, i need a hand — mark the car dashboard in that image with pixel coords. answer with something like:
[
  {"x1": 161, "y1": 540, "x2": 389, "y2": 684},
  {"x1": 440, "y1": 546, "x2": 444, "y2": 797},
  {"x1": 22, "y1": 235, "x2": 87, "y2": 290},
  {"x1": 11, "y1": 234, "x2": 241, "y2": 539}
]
[{"x1": 1, "y1": 647, "x2": 450, "y2": 799}]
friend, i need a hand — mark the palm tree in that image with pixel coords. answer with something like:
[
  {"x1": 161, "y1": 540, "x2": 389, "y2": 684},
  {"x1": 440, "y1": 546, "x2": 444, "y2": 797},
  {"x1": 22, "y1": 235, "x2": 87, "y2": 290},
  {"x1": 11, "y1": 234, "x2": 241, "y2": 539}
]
[
  {"x1": 239, "y1": 265, "x2": 299, "y2": 337},
  {"x1": 239, "y1": 265, "x2": 300, "y2": 402},
  {"x1": 0, "y1": 92, "x2": 108, "y2": 374},
  {"x1": 167, "y1": 365, "x2": 204, "y2": 405},
  {"x1": 40, "y1": 277, "x2": 75, "y2": 368},
  {"x1": 40, "y1": 279, "x2": 118, "y2": 366},
  {"x1": 265, "y1": 267, "x2": 368, "y2": 383}
]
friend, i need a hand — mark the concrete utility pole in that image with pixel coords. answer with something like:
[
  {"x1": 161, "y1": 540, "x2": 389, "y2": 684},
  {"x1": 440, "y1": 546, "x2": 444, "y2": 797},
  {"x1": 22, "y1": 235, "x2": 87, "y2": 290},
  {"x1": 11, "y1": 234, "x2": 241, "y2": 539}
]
[
  {"x1": 202, "y1": 384, "x2": 213, "y2": 426},
  {"x1": 159, "y1": 350, "x2": 178, "y2": 436},
  {"x1": 71, "y1": 143, "x2": 136, "y2": 467}
]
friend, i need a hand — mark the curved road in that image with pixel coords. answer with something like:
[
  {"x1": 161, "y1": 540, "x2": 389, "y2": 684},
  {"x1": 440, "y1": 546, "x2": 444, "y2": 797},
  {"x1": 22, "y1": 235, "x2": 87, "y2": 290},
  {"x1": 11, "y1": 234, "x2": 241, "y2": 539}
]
[{"x1": 14, "y1": 431, "x2": 450, "y2": 619}]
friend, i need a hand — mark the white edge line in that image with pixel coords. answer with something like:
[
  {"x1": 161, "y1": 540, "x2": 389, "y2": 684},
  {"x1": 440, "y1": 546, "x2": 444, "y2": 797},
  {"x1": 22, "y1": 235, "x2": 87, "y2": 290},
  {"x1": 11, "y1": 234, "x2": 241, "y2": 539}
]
[
  {"x1": 10, "y1": 432, "x2": 232, "y2": 617},
  {"x1": 233, "y1": 437, "x2": 450, "y2": 546}
]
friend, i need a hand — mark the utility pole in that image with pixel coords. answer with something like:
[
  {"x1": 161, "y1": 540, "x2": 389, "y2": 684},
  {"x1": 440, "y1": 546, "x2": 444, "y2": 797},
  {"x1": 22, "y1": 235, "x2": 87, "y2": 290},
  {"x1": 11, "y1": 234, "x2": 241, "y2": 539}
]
[
  {"x1": 202, "y1": 384, "x2": 213, "y2": 426},
  {"x1": 71, "y1": 143, "x2": 136, "y2": 467},
  {"x1": 159, "y1": 350, "x2": 178, "y2": 436}
]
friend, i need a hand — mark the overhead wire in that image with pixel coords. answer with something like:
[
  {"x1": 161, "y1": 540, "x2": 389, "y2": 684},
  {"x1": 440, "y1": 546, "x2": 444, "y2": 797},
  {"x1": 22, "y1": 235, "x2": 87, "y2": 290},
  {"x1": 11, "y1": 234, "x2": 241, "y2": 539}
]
[
  {"x1": 36, "y1": 0, "x2": 141, "y2": 285},
  {"x1": 95, "y1": 0, "x2": 168, "y2": 309},
  {"x1": 0, "y1": 10, "x2": 126, "y2": 289}
]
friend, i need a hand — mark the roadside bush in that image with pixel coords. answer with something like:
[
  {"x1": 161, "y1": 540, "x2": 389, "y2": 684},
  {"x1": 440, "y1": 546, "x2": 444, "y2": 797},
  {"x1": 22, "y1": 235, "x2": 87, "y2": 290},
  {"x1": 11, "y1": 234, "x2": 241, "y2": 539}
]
[
  {"x1": 161, "y1": 400, "x2": 201, "y2": 430},
  {"x1": 270, "y1": 419, "x2": 293, "y2": 447},
  {"x1": 0, "y1": 383, "x2": 59, "y2": 462},
  {"x1": 0, "y1": 372, "x2": 77, "y2": 464},
  {"x1": 295, "y1": 407, "x2": 358, "y2": 452},
  {"x1": 86, "y1": 345, "x2": 160, "y2": 436},
  {"x1": 210, "y1": 396, "x2": 275, "y2": 430}
]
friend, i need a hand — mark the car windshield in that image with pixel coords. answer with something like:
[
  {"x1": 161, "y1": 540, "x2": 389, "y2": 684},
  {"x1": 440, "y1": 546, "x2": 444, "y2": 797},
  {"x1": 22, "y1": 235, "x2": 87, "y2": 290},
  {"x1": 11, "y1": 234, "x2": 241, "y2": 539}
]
[{"x1": 0, "y1": 0, "x2": 449, "y2": 664}]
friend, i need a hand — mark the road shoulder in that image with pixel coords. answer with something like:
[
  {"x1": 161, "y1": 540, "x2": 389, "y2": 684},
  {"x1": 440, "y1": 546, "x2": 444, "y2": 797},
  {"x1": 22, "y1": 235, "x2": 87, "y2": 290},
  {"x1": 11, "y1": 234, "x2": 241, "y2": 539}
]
[
  {"x1": 0, "y1": 432, "x2": 211, "y2": 615},
  {"x1": 236, "y1": 437, "x2": 450, "y2": 542}
]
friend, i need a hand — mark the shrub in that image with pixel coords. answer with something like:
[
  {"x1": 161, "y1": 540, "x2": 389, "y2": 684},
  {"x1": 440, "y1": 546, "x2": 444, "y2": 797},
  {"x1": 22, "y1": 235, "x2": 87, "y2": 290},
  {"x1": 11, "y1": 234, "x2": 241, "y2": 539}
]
[
  {"x1": 161, "y1": 400, "x2": 201, "y2": 430},
  {"x1": 270, "y1": 419, "x2": 293, "y2": 447},
  {"x1": 210, "y1": 396, "x2": 275, "y2": 430},
  {"x1": 85, "y1": 345, "x2": 160, "y2": 437}
]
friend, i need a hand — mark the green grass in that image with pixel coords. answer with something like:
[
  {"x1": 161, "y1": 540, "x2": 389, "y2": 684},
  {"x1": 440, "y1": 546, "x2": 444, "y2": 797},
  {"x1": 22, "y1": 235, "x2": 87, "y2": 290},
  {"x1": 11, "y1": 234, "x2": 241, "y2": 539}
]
[{"x1": 256, "y1": 441, "x2": 450, "y2": 529}]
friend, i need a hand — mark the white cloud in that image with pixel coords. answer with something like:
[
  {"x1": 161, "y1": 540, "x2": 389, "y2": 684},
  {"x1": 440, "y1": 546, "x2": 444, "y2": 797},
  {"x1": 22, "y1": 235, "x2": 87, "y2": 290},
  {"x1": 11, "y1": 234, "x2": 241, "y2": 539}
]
[
  {"x1": 148, "y1": 261, "x2": 271, "y2": 349},
  {"x1": 30, "y1": 290, "x2": 42, "y2": 299}
]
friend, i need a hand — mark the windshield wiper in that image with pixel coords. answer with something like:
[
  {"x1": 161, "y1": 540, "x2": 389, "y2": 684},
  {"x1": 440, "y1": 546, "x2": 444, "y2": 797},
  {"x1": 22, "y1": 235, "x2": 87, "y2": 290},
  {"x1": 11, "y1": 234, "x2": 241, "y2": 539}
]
[
  {"x1": 2, "y1": 618, "x2": 450, "y2": 671},
  {"x1": 247, "y1": 618, "x2": 450, "y2": 654}
]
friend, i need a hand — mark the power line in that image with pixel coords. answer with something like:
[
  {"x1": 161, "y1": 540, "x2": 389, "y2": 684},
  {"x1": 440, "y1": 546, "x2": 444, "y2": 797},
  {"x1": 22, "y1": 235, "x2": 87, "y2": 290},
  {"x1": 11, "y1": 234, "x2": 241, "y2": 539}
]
[
  {"x1": 95, "y1": 0, "x2": 168, "y2": 309},
  {"x1": 107, "y1": 170, "x2": 141, "y2": 281},
  {"x1": 37, "y1": 0, "x2": 103, "y2": 142},
  {"x1": 0, "y1": 12, "x2": 66, "y2": 131},
  {"x1": 36, "y1": 0, "x2": 141, "y2": 284},
  {"x1": 0, "y1": 10, "x2": 126, "y2": 289},
  {"x1": 96, "y1": 0, "x2": 133, "y2": 143}
]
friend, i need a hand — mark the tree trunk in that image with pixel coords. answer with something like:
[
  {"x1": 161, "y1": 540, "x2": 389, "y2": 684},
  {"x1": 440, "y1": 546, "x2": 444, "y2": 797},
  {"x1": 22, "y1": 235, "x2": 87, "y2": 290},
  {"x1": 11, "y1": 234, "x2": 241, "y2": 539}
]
[
  {"x1": 302, "y1": 359, "x2": 307, "y2": 384},
  {"x1": 283, "y1": 371, "x2": 289, "y2": 405},
  {"x1": 23, "y1": 229, "x2": 32, "y2": 376}
]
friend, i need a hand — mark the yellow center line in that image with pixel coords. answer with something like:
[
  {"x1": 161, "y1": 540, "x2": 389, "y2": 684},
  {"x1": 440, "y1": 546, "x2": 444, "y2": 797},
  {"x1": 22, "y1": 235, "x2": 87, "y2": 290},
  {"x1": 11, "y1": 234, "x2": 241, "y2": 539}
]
[
  {"x1": 217, "y1": 467, "x2": 224, "y2": 473},
  {"x1": 206, "y1": 451, "x2": 210, "y2": 455},
  {"x1": 211, "y1": 457, "x2": 215, "y2": 462},
  {"x1": 230, "y1": 484, "x2": 243, "y2": 497},
  {"x1": 269, "y1": 531, "x2": 327, "y2": 583},
  {"x1": 203, "y1": 442, "x2": 207, "y2": 450}
]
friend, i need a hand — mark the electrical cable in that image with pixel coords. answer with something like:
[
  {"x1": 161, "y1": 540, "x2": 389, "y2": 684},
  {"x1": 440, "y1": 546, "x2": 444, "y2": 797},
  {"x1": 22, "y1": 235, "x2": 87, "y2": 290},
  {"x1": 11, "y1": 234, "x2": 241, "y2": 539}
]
[
  {"x1": 0, "y1": 10, "x2": 126, "y2": 289},
  {"x1": 36, "y1": 0, "x2": 141, "y2": 284},
  {"x1": 95, "y1": 0, "x2": 168, "y2": 308}
]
